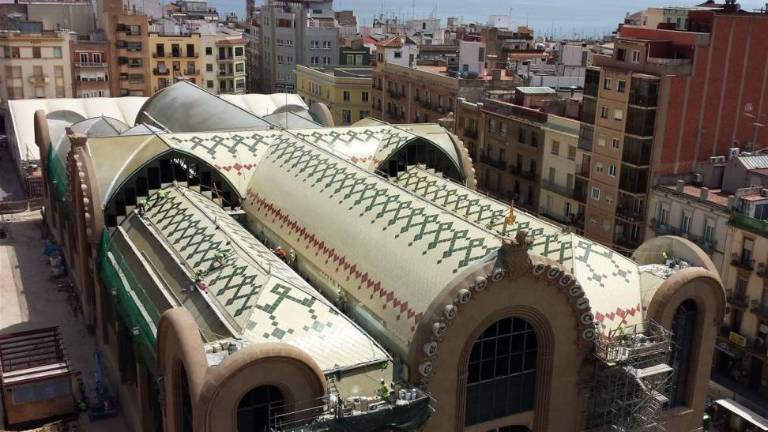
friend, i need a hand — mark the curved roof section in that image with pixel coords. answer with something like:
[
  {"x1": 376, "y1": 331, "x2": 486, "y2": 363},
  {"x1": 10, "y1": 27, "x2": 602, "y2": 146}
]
[
  {"x1": 219, "y1": 93, "x2": 308, "y2": 117},
  {"x1": 8, "y1": 96, "x2": 147, "y2": 163},
  {"x1": 127, "y1": 186, "x2": 389, "y2": 372},
  {"x1": 242, "y1": 133, "x2": 501, "y2": 350},
  {"x1": 134, "y1": 81, "x2": 273, "y2": 132},
  {"x1": 86, "y1": 130, "x2": 277, "y2": 207},
  {"x1": 290, "y1": 125, "x2": 465, "y2": 179},
  {"x1": 394, "y1": 166, "x2": 644, "y2": 332}
]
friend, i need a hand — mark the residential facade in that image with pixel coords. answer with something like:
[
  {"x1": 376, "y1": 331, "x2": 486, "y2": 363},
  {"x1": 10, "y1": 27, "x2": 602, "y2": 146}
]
[
  {"x1": 213, "y1": 35, "x2": 246, "y2": 94},
  {"x1": 148, "y1": 32, "x2": 202, "y2": 93},
  {"x1": 539, "y1": 115, "x2": 586, "y2": 227},
  {"x1": 0, "y1": 29, "x2": 73, "y2": 108},
  {"x1": 259, "y1": 0, "x2": 341, "y2": 93},
  {"x1": 70, "y1": 36, "x2": 110, "y2": 98},
  {"x1": 296, "y1": 64, "x2": 372, "y2": 125},
  {"x1": 371, "y1": 37, "x2": 519, "y2": 126},
  {"x1": 104, "y1": 10, "x2": 151, "y2": 96}
]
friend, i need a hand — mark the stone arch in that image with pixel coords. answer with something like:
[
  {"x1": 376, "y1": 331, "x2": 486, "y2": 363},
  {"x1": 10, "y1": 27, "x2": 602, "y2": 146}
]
[
  {"x1": 645, "y1": 267, "x2": 725, "y2": 431},
  {"x1": 409, "y1": 240, "x2": 591, "y2": 431},
  {"x1": 157, "y1": 308, "x2": 209, "y2": 432},
  {"x1": 193, "y1": 343, "x2": 325, "y2": 432}
]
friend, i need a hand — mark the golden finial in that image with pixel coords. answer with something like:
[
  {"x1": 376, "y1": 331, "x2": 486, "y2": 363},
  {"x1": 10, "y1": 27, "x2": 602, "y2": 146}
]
[{"x1": 505, "y1": 200, "x2": 516, "y2": 226}]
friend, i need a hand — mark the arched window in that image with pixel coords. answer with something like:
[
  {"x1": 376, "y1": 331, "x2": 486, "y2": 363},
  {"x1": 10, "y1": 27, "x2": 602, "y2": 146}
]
[
  {"x1": 177, "y1": 364, "x2": 193, "y2": 432},
  {"x1": 465, "y1": 317, "x2": 537, "y2": 426},
  {"x1": 669, "y1": 299, "x2": 697, "y2": 407},
  {"x1": 237, "y1": 385, "x2": 285, "y2": 432}
]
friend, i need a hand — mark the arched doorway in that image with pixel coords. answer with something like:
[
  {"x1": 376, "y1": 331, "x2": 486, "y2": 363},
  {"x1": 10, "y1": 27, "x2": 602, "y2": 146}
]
[
  {"x1": 465, "y1": 317, "x2": 538, "y2": 426},
  {"x1": 237, "y1": 385, "x2": 285, "y2": 432},
  {"x1": 669, "y1": 299, "x2": 697, "y2": 407}
]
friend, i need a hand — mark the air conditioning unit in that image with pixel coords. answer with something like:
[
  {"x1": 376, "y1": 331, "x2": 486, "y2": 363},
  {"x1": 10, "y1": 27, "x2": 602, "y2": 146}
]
[
  {"x1": 716, "y1": 156, "x2": 727, "y2": 163},
  {"x1": 727, "y1": 147, "x2": 741, "y2": 160},
  {"x1": 762, "y1": 188, "x2": 768, "y2": 197},
  {"x1": 709, "y1": 156, "x2": 719, "y2": 163},
  {"x1": 693, "y1": 173, "x2": 703, "y2": 184}
]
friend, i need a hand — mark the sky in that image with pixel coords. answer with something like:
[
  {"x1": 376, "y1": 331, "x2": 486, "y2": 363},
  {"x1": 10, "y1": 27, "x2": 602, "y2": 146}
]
[{"x1": 208, "y1": 0, "x2": 768, "y2": 38}]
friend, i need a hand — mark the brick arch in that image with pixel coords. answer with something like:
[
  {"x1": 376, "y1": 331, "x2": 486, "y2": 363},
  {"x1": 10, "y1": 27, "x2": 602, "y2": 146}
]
[
  {"x1": 193, "y1": 343, "x2": 326, "y2": 432},
  {"x1": 645, "y1": 267, "x2": 725, "y2": 431},
  {"x1": 157, "y1": 308, "x2": 209, "y2": 432}
]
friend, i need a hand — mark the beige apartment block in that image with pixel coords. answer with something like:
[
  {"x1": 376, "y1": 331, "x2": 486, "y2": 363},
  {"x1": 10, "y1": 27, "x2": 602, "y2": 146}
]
[
  {"x1": 0, "y1": 29, "x2": 73, "y2": 107},
  {"x1": 296, "y1": 64, "x2": 372, "y2": 125},
  {"x1": 148, "y1": 32, "x2": 202, "y2": 93},
  {"x1": 539, "y1": 115, "x2": 585, "y2": 228}
]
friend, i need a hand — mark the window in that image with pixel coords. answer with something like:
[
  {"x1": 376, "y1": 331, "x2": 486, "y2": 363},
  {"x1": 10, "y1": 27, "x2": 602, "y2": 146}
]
[
  {"x1": 603, "y1": 78, "x2": 611, "y2": 90},
  {"x1": 343, "y1": 90, "x2": 350, "y2": 101},
  {"x1": 518, "y1": 128, "x2": 525, "y2": 143},
  {"x1": 32, "y1": 47, "x2": 41, "y2": 58},
  {"x1": 568, "y1": 146, "x2": 576, "y2": 160},
  {"x1": 631, "y1": 50, "x2": 641, "y2": 63},
  {"x1": 611, "y1": 138, "x2": 620, "y2": 149},
  {"x1": 478, "y1": 47, "x2": 485, "y2": 62},
  {"x1": 613, "y1": 109, "x2": 623, "y2": 121},
  {"x1": 322, "y1": 41, "x2": 331, "y2": 49},
  {"x1": 93, "y1": 52, "x2": 102, "y2": 63},
  {"x1": 311, "y1": 40, "x2": 319, "y2": 49},
  {"x1": 657, "y1": 203, "x2": 670, "y2": 225},
  {"x1": 362, "y1": 91, "x2": 369, "y2": 102},
  {"x1": 600, "y1": 106, "x2": 609, "y2": 119},
  {"x1": 206, "y1": 46, "x2": 212, "y2": 55},
  {"x1": 235, "y1": 63, "x2": 244, "y2": 72},
  {"x1": 206, "y1": 80, "x2": 213, "y2": 88},
  {"x1": 11, "y1": 47, "x2": 19, "y2": 58},
  {"x1": 608, "y1": 164, "x2": 616, "y2": 177},
  {"x1": 595, "y1": 163, "x2": 604, "y2": 174},
  {"x1": 79, "y1": 53, "x2": 88, "y2": 63},
  {"x1": 617, "y1": 80, "x2": 626, "y2": 93},
  {"x1": 617, "y1": 48, "x2": 626, "y2": 61},
  {"x1": 591, "y1": 187, "x2": 601, "y2": 200},
  {"x1": 359, "y1": 110, "x2": 370, "y2": 119},
  {"x1": 394, "y1": 51, "x2": 402, "y2": 58},
  {"x1": 605, "y1": 195, "x2": 614, "y2": 205},
  {"x1": 681, "y1": 212, "x2": 692, "y2": 234},
  {"x1": 52, "y1": 47, "x2": 62, "y2": 58},
  {"x1": 598, "y1": 136, "x2": 606, "y2": 146},
  {"x1": 7, "y1": 66, "x2": 21, "y2": 79},
  {"x1": 703, "y1": 220, "x2": 715, "y2": 244},
  {"x1": 741, "y1": 238, "x2": 754, "y2": 265},
  {"x1": 465, "y1": 317, "x2": 537, "y2": 426},
  {"x1": 235, "y1": 47, "x2": 243, "y2": 56},
  {"x1": 551, "y1": 140, "x2": 560, "y2": 156},
  {"x1": 669, "y1": 300, "x2": 697, "y2": 407},
  {"x1": 342, "y1": 109, "x2": 351, "y2": 124}
]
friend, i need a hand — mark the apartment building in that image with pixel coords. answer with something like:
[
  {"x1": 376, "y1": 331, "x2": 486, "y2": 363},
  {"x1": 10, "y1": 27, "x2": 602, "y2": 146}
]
[
  {"x1": 371, "y1": 36, "x2": 519, "y2": 125},
  {"x1": 0, "y1": 28, "x2": 73, "y2": 109},
  {"x1": 296, "y1": 64, "x2": 371, "y2": 125},
  {"x1": 70, "y1": 36, "x2": 110, "y2": 98},
  {"x1": 539, "y1": 115, "x2": 586, "y2": 227},
  {"x1": 212, "y1": 36, "x2": 246, "y2": 94},
  {"x1": 104, "y1": 11, "x2": 150, "y2": 96},
  {"x1": 259, "y1": 0, "x2": 341, "y2": 93},
  {"x1": 148, "y1": 32, "x2": 202, "y2": 92}
]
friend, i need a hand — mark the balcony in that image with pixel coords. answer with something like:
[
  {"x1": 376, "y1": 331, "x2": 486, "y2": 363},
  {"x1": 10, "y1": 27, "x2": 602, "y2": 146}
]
[
  {"x1": 388, "y1": 89, "x2": 403, "y2": 99},
  {"x1": 419, "y1": 99, "x2": 432, "y2": 110},
  {"x1": 731, "y1": 253, "x2": 755, "y2": 272},
  {"x1": 751, "y1": 299, "x2": 768, "y2": 320},
  {"x1": 519, "y1": 170, "x2": 538, "y2": 181},
  {"x1": 731, "y1": 213, "x2": 768, "y2": 237},
  {"x1": 614, "y1": 236, "x2": 641, "y2": 252},
  {"x1": 75, "y1": 62, "x2": 108, "y2": 68},
  {"x1": 463, "y1": 128, "x2": 478, "y2": 139},
  {"x1": 616, "y1": 205, "x2": 644, "y2": 222},
  {"x1": 726, "y1": 289, "x2": 750, "y2": 309},
  {"x1": 480, "y1": 155, "x2": 507, "y2": 171},
  {"x1": 541, "y1": 180, "x2": 576, "y2": 199},
  {"x1": 576, "y1": 163, "x2": 590, "y2": 178},
  {"x1": 27, "y1": 75, "x2": 49, "y2": 85}
]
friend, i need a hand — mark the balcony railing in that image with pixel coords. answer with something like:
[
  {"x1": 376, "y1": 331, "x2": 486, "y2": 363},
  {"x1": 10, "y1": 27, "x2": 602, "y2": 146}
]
[
  {"x1": 518, "y1": 170, "x2": 538, "y2": 181},
  {"x1": 541, "y1": 180, "x2": 575, "y2": 199},
  {"x1": 731, "y1": 213, "x2": 768, "y2": 237},
  {"x1": 617, "y1": 206, "x2": 644, "y2": 222},
  {"x1": 726, "y1": 289, "x2": 750, "y2": 308},
  {"x1": 480, "y1": 155, "x2": 507, "y2": 171},
  {"x1": 731, "y1": 253, "x2": 755, "y2": 271},
  {"x1": 75, "y1": 62, "x2": 108, "y2": 68},
  {"x1": 152, "y1": 68, "x2": 169, "y2": 75},
  {"x1": 576, "y1": 163, "x2": 590, "y2": 178},
  {"x1": 27, "y1": 75, "x2": 49, "y2": 84}
]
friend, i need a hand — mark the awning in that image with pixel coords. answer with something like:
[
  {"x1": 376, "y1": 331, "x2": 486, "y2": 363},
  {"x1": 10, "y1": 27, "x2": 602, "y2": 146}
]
[{"x1": 715, "y1": 398, "x2": 768, "y2": 431}]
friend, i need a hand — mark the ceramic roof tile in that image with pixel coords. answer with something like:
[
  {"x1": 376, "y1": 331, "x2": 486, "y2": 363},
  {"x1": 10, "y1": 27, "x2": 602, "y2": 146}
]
[{"x1": 141, "y1": 186, "x2": 389, "y2": 372}]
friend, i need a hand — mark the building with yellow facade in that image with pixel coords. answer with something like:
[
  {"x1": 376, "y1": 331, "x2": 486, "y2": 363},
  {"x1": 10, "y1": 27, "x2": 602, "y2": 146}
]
[
  {"x1": 538, "y1": 115, "x2": 586, "y2": 228},
  {"x1": 147, "y1": 32, "x2": 202, "y2": 93},
  {"x1": 296, "y1": 64, "x2": 371, "y2": 125}
]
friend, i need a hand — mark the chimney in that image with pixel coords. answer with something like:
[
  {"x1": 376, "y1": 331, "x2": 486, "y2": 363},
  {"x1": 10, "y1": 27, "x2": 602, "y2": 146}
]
[
  {"x1": 675, "y1": 179, "x2": 685, "y2": 193},
  {"x1": 699, "y1": 187, "x2": 709, "y2": 202}
]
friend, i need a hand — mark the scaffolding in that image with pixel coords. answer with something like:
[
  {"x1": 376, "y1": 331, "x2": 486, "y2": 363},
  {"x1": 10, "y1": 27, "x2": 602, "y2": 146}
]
[{"x1": 586, "y1": 321, "x2": 673, "y2": 432}]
